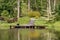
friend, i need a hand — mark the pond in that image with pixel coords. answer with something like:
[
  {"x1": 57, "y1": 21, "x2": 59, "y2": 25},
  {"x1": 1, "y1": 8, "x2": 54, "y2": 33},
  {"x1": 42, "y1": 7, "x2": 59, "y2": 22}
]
[{"x1": 0, "y1": 29, "x2": 58, "y2": 40}]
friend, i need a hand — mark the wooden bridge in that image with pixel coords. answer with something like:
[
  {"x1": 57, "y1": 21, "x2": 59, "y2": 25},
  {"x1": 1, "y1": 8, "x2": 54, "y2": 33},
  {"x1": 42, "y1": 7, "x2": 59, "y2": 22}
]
[
  {"x1": 10, "y1": 18, "x2": 46, "y2": 29},
  {"x1": 10, "y1": 25, "x2": 46, "y2": 29}
]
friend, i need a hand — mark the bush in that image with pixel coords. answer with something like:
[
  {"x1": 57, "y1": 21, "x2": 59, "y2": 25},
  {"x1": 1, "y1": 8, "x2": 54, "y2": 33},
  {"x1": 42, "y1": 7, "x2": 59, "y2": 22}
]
[
  {"x1": 1, "y1": 10, "x2": 9, "y2": 17},
  {"x1": 28, "y1": 11, "x2": 40, "y2": 18},
  {"x1": 7, "y1": 17, "x2": 17, "y2": 23},
  {"x1": 0, "y1": 16, "x2": 5, "y2": 21},
  {"x1": 1, "y1": 10, "x2": 9, "y2": 21}
]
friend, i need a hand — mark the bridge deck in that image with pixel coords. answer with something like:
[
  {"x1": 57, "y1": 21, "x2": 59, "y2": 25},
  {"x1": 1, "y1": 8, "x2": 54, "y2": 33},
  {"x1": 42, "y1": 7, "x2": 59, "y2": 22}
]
[{"x1": 10, "y1": 25, "x2": 46, "y2": 29}]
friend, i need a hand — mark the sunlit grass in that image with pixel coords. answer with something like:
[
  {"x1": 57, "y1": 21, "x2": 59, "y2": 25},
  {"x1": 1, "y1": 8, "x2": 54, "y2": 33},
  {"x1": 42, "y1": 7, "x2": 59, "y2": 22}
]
[
  {"x1": 0, "y1": 17, "x2": 60, "y2": 31},
  {"x1": 17, "y1": 17, "x2": 30, "y2": 25}
]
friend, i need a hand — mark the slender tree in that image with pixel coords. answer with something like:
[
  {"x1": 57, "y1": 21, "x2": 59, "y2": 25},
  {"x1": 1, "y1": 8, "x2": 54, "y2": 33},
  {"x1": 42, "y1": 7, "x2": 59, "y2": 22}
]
[
  {"x1": 53, "y1": 0, "x2": 56, "y2": 13},
  {"x1": 47, "y1": 0, "x2": 52, "y2": 21},
  {"x1": 28, "y1": 0, "x2": 30, "y2": 11},
  {"x1": 17, "y1": 0, "x2": 20, "y2": 40},
  {"x1": 17, "y1": 0, "x2": 20, "y2": 20}
]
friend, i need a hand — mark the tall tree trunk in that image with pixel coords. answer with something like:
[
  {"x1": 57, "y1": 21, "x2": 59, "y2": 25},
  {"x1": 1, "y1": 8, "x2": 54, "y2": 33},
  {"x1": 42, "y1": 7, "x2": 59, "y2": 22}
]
[
  {"x1": 28, "y1": 0, "x2": 30, "y2": 11},
  {"x1": 53, "y1": 0, "x2": 56, "y2": 12},
  {"x1": 47, "y1": 0, "x2": 49, "y2": 20},
  {"x1": 47, "y1": 0, "x2": 52, "y2": 20},
  {"x1": 17, "y1": 0, "x2": 20, "y2": 20}
]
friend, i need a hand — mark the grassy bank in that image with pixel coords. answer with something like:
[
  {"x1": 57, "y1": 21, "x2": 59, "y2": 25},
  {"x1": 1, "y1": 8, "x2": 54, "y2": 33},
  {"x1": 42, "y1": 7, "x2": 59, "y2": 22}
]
[{"x1": 0, "y1": 17, "x2": 60, "y2": 31}]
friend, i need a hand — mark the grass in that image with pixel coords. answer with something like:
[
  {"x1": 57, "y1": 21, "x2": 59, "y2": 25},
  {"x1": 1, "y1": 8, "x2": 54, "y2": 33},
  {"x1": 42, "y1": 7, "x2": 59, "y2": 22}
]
[
  {"x1": 0, "y1": 17, "x2": 60, "y2": 31},
  {"x1": 54, "y1": 21, "x2": 60, "y2": 31},
  {"x1": 17, "y1": 17, "x2": 30, "y2": 25},
  {"x1": 0, "y1": 17, "x2": 30, "y2": 29}
]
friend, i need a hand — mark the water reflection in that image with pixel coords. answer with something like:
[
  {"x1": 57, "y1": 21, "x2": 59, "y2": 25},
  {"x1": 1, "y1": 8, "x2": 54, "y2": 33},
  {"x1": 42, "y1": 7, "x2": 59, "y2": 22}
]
[{"x1": 0, "y1": 29, "x2": 58, "y2": 40}]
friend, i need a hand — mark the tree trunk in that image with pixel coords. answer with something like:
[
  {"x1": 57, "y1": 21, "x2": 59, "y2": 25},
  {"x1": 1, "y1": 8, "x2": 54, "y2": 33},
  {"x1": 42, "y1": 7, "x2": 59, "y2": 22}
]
[
  {"x1": 28, "y1": 0, "x2": 30, "y2": 11},
  {"x1": 47, "y1": 0, "x2": 52, "y2": 20},
  {"x1": 17, "y1": 0, "x2": 20, "y2": 20},
  {"x1": 53, "y1": 0, "x2": 56, "y2": 12}
]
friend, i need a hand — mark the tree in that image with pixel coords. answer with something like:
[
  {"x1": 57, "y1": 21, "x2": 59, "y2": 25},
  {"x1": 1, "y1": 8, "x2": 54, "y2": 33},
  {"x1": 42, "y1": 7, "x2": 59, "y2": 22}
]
[
  {"x1": 46, "y1": 0, "x2": 51, "y2": 21},
  {"x1": 21, "y1": 0, "x2": 28, "y2": 16},
  {"x1": 28, "y1": 0, "x2": 30, "y2": 11},
  {"x1": 17, "y1": 0, "x2": 20, "y2": 20},
  {"x1": 0, "y1": 0, "x2": 17, "y2": 18},
  {"x1": 55, "y1": 0, "x2": 60, "y2": 21}
]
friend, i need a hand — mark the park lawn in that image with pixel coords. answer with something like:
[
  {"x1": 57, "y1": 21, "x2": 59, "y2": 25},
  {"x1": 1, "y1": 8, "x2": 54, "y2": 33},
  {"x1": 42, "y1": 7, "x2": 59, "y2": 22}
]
[
  {"x1": 0, "y1": 17, "x2": 60, "y2": 31},
  {"x1": 0, "y1": 23, "x2": 17, "y2": 29},
  {"x1": 0, "y1": 17, "x2": 30, "y2": 29},
  {"x1": 0, "y1": 17, "x2": 46, "y2": 29}
]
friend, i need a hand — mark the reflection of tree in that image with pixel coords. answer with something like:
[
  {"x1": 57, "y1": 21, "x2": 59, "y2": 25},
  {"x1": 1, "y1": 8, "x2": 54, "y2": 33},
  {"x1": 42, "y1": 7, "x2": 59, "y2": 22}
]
[{"x1": 29, "y1": 30, "x2": 40, "y2": 38}]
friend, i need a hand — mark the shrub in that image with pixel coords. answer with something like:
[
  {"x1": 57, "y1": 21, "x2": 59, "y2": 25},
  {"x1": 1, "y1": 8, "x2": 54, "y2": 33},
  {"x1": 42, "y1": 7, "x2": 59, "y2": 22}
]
[
  {"x1": 7, "y1": 17, "x2": 17, "y2": 23},
  {"x1": 1, "y1": 10, "x2": 9, "y2": 17},
  {"x1": 0, "y1": 16, "x2": 5, "y2": 21},
  {"x1": 1, "y1": 10, "x2": 9, "y2": 21},
  {"x1": 28, "y1": 11, "x2": 40, "y2": 18}
]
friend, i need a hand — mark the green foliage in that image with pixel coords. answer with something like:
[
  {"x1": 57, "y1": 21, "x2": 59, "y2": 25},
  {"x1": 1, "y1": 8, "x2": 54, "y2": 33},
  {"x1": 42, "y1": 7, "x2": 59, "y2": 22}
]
[
  {"x1": 55, "y1": 4, "x2": 60, "y2": 21},
  {"x1": 28, "y1": 11, "x2": 40, "y2": 18},
  {"x1": 17, "y1": 17, "x2": 30, "y2": 24},
  {"x1": 0, "y1": 0, "x2": 17, "y2": 17},
  {"x1": 1, "y1": 10, "x2": 9, "y2": 20},
  {"x1": 7, "y1": 18, "x2": 17, "y2": 23},
  {"x1": 21, "y1": 2, "x2": 28, "y2": 16},
  {"x1": 35, "y1": 17, "x2": 47, "y2": 26},
  {"x1": 1, "y1": 10, "x2": 9, "y2": 17}
]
